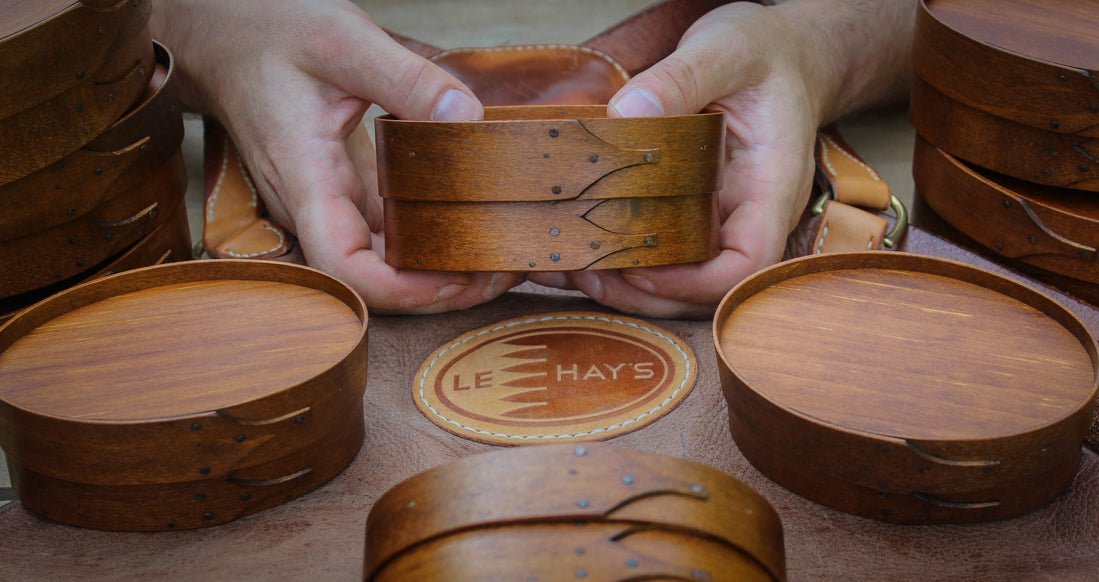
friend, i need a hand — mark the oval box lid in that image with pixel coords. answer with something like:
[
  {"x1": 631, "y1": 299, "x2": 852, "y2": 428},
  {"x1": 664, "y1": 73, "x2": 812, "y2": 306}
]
[{"x1": 714, "y1": 251, "x2": 1099, "y2": 524}]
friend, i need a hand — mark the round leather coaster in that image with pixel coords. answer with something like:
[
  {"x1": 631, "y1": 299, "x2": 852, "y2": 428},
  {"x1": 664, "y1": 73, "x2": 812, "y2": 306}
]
[{"x1": 413, "y1": 312, "x2": 697, "y2": 445}]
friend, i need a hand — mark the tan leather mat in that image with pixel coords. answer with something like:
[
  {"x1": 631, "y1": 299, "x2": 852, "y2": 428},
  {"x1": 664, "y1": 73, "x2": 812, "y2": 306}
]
[
  {"x1": 412, "y1": 311, "x2": 697, "y2": 445},
  {"x1": 1, "y1": 228, "x2": 1098, "y2": 580}
]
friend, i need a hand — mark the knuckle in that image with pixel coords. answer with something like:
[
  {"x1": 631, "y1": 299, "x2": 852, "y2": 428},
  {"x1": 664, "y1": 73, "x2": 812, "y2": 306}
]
[{"x1": 652, "y1": 54, "x2": 704, "y2": 111}]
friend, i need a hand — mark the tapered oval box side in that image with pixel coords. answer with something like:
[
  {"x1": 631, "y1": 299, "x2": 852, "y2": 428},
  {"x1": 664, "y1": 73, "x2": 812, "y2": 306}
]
[
  {"x1": 0, "y1": 260, "x2": 369, "y2": 531},
  {"x1": 364, "y1": 443, "x2": 786, "y2": 582},
  {"x1": 713, "y1": 252, "x2": 1099, "y2": 524}
]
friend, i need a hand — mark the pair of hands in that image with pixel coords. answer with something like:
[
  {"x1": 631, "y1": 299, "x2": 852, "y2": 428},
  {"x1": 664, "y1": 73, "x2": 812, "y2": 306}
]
[{"x1": 153, "y1": 0, "x2": 893, "y2": 318}]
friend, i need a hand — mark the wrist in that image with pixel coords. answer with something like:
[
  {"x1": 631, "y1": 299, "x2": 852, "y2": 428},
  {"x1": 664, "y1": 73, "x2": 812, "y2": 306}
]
[{"x1": 772, "y1": 0, "x2": 915, "y2": 126}]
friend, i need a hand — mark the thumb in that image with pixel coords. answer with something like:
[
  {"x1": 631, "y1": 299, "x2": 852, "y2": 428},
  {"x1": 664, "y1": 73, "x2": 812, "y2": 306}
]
[
  {"x1": 309, "y1": 15, "x2": 483, "y2": 121},
  {"x1": 608, "y1": 11, "x2": 755, "y2": 118}
]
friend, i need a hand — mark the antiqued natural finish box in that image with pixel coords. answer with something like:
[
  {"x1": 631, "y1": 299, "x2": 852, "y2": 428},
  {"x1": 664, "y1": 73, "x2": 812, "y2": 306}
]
[
  {"x1": 0, "y1": 261, "x2": 368, "y2": 531},
  {"x1": 714, "y1": 252, "x2": 1099, "y2": 523}
]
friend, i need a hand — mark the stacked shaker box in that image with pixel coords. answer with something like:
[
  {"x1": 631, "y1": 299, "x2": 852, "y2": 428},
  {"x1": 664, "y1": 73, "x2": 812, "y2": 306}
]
[
  {"x1": 910, "y1": 0, "x2": 1099, "y2": 304},
  {"x1": 0, "y1": 0, "x2": 191, "y2": 323},
  {"x1": 365, "y1": 445, "x2": 787, "y2": 582}
]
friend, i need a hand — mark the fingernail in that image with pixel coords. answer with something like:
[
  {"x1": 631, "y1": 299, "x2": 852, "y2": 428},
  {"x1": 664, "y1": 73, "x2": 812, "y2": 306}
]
[
  {"x1": 435, "y1": 282, "x2": 468, "y2": 302},
  {"x1": 432, "y1": 89, "x2": 482, "y2": 121},
  {"x1": 623, "y1": 272, "x2": 655, "y2": 294},
  {"x1": 610, "y1": 87, "x2": 664, "y2": 118},
  {"x1": 482, "y1": 273, "x2": 503, "y2": 300},
  {"x1": 575, "y1": 271, "x2": 604, "y2": 302}
]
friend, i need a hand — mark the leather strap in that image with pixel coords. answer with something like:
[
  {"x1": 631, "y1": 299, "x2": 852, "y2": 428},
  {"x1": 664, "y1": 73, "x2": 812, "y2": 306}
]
[
  {"x1": 809, "y1": 126, "x2": 904, "y2": 254},
  {"x1": 376, "y1": 105, "x2": 723, "y2": 202},
  {"x1": 365, "y1": 443, "x2": 785, "y2": 582},
  {"x1": 0, "y1": 42, "x2": 182, "y2": 242},
  {"x1": 201, "y1": 0, "x2": 758, "y2": 262},
  {"x1": 202, "y1": 118, "x2": 293, "y2": 260},
  {"x1": 0, "y1": 16, "x2": 155, "y2": 185},
  {"x1": 0, "y1": 151, "x2": 187, "y2": 298},
  {"x1": 0, "y1": 0, "x2": 150, "y2": 120}
]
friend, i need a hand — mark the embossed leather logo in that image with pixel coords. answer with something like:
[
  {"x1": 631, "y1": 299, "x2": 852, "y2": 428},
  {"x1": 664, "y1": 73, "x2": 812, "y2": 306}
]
[{"x1": 413, "y1": 312, "x2": 697, "y2": 445}]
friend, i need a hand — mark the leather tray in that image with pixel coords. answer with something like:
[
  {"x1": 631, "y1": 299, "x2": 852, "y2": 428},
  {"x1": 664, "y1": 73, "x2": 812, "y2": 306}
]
[
  {"x1": 913, "y1": 0, "x2": 1099, "y2": 138},
  {"x1": 0, "y1": 195, "x2": 191, "y2": 326},
  {"x1": 714, "y1": 252, "x2": 1099, "y2": 524},
  {"x1": 376, "y1": 105, "x2": 722, "y2": 271},
  {"x1": 0, "y1": 0, "x2": 155, "y2": 185},
  {"x1": 913, "y1": 135, "x2": 1099, "y2": 285},
  {"x1": 0, "y1": 260, "x2": 368, "y2": 531},
  {"x1": 0, "y1": 41, "x2": 182, "y2": 242},
  {"x1": 910, "y1": 76, "x2": 1099, "y2": 192},
  {"x1": 365, "y1": 443, "x2": 785, "y2": 581}
]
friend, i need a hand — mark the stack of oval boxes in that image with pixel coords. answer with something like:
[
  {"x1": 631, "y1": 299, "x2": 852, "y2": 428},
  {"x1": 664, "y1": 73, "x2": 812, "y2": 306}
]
[
  {"x1": 1, "y1": 0, "x2": 190, "y2": 322},
  {"x1": 910, "y1": 0, "x2": 1099, "y2": 302}
]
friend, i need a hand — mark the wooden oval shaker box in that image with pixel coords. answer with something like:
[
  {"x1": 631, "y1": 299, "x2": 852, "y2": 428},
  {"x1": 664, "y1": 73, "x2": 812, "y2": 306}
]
[
  {"x1": 912, "y1": 0, "x2": 1099, "y2": 191},
  {"x1": 376, "y1": 105, "x2": 723, "y2": 271},
  {"x1": 913, "y1": 136, "x2": 1099, "y2": 287},
  {"x1": 0, "y1": 0, "x2": 156, "y2": 184},
  {"x1": 714, "y1": 252, "x2": 1098, "y2": 524},
  {"x1": 0, "y1": 261, "x2": 368, "y2": 531},
  {"x1": 365, "y1": 443, "x2": 785, "y2": 582}
]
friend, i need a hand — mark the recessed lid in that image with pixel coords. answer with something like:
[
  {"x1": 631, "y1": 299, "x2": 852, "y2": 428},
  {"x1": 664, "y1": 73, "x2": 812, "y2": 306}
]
[
  {"x1": 1, "y1": 0, "x2": 73, "y2": 39},
  {"x1": 926, "y1": 0, "x2": 1099, "y2": 70},
  {"x1": 715, "y1": 253, "x2": 1097, "y2": 442},
  {"x1": 0, "y1": 261, "x2": 366, "y2": 422}
]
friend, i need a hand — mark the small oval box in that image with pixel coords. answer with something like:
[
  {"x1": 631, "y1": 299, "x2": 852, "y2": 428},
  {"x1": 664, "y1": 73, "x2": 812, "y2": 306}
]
[
  {"x1": 375, "y1": 105, "x2": 723, "y2": 271},
  {"x1": 0, "y1": 261, "x2": 368, "y2": 531},
  {"x1": 714, "y1": 252, "x2": 1099, "y2": 524},
  {"x1": 364, "y1": 444, "x2": 785, "y2": 582}
]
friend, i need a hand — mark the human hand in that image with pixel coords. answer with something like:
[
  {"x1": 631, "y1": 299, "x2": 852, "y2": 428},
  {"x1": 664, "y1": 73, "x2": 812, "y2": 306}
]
[
  {"x1": 152, "y1": 0, "x2": 522, "y2": 313},
  {"x1": 531, "y1": 0, "x2": 912, "y2": 318}
]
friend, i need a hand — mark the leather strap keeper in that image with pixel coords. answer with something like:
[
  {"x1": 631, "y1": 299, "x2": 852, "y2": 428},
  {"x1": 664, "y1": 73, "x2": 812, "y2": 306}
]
[
  {"x1": 365, "y1": 443, "x2": 785, "y2": 582},
  {"x1": 809, "y1": 126, "x2": 906, "y2": 254},
  {"x1": 377, "y1": 105, "x2": 723, "y2": 202},
  {"x1": 0, "y1": 42, "x2": 182, "y2": 242},
  {"x1": 0, "y1": 0, "x2": 150, "y2": 121},
  {"x1": 0, "y1": 150, "x2": 187, "y2": 298},
  {"x1": 0, "y1": 14, "x2": 154, "y2": 185}
]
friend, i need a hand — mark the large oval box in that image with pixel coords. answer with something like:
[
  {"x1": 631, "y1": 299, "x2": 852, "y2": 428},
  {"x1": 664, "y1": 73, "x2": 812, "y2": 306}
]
[
  {"x1": 365, "y1": 443, "x2": 785, "y2": 581},
  {"x1": 714, "y1": 252, "x2": 1099, "y2": 523},
  {"x1": 0, "y1": 260, "x2": 368, "y2": 530},
  {"x1": 912, "y1": 0, "x2": 1099, "y2": 192}
]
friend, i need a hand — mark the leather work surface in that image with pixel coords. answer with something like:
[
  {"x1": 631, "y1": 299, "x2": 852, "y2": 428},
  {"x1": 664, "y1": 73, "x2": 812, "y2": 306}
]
[
  {"x1": 412, "y1": 312, "x2": 697, "y2": 445},
  {"x1": 1, "y1": 227, "x2": 1098, "y2": 580}
]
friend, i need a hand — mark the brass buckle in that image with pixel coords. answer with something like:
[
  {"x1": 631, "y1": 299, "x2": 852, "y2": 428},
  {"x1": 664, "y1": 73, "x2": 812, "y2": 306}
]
[{"x1": 810, "y1": 190, "x2": 908, "y2": 250}]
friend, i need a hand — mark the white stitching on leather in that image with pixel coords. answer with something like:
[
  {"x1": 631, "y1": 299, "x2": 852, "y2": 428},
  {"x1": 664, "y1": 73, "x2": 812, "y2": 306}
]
[
  {"x1": 223, "y1": 223, "x2": 286, "y2": 258},
  {"x1": 432, "y1": 44, "x2": 630, "y2": 83},
  {"x1": 416, "y1": 314, "x2": 692, "y2": 440},
  {"x1": 205, "y1": 134, "x2": 230, "y2": 222},
  {"x1": 819, "y1": 134, "x2": 882, "y2": 181},
  {"x1": 235, "y1": 147, "x2": 259, "y2": 209}
]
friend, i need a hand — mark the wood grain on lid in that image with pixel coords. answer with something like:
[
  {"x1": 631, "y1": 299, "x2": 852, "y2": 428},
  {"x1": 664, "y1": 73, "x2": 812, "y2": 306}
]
[
  {"x1": 719, "y1": 267, "x2": 1095, "y2": 441},
  {"x1": 1, "y1": 0, "x2": 73, "y2": 39},
  {"x1": 0, "y1": 280, "x2": 362, "y2": 421},
  {"x1": 927, "y1": 0, "x2": 1099, "y2": 70}
]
